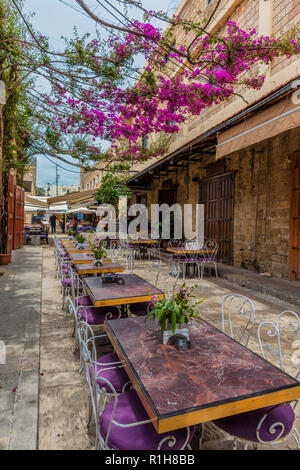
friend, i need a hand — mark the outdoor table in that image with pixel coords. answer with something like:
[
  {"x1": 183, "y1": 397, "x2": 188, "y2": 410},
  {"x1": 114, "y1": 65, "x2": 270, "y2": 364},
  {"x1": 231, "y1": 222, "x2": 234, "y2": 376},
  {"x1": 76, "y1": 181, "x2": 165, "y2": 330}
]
[
  {"x1": 104, "y1": 316, "x2": 300, "y2": 434},
  {"x1": 74, "y1": 262, "x2": 125, "y2": 275},
  {"x1": 166, "y1": 247, "x2": 213, "y2": 254},
  {"x1": 128, "y1": 239, "x2": 159, "y2": 244},
  {"x1": 83, "y1": 273, "x2": 164, "y2": 308},
  {"x1": 65, "y1": 247, "x2": 92, "y2": 254},
  {"x1": 167, "y1": 247, "x2": 214, "y2": 277},
  {"x1": 128, "y1": 239, "x2": 159, "y2": 259},
  {"x1": 69, "y1": 253, "x2": 112, "y2": 264}
]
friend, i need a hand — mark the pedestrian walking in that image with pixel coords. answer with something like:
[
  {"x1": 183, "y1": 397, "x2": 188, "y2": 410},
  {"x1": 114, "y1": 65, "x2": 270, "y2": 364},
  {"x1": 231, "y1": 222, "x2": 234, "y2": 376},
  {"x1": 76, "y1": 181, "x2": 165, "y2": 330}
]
[{"x1": 50, "y1": 214, "x2": 57, "y2": 234}]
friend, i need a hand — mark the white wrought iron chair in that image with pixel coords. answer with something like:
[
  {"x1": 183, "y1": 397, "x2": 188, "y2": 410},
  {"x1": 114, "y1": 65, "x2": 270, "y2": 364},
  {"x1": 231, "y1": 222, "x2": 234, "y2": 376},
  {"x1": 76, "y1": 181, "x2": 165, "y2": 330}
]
[
  {"x1": 90, "y1": 364, "x2": 195, "y2": 450},
  {"x1": 177, "y1": 240, "x2": 201, "y2": 280},
  {"x1": 67, "y1": 273, "x2": 122, "y2": 351},
  {"x1": 156, "y1": 264, "x2": 180, "y2": 300},
  {"x1": 198, "y1": 240, "x2": 218, "y2": 279},
  {"x1": 144, "y1": 260, "x2": 162, "y2": 286},
  {"x1": 77, "y1": 321, "x2": 131, "y2": 446},
  {"x1": 221, "y1": 294, "x2": 256, "y2": 347},
  {"x1": 212, "y1": 310, "x2": 300, "y2": 450}
]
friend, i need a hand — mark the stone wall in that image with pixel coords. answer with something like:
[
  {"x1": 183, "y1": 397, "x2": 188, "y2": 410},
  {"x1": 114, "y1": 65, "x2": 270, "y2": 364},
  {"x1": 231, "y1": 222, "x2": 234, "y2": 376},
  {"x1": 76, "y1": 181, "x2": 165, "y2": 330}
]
[
  {"x1": 129, "y1": 0, "x2": 300, "y2": 178},
  {"x1": 230, "y1": 126, "x2": 300, "y2": 278},
  {"x1": 141, "y1": 126, "x2": 300, "y2": 278}
]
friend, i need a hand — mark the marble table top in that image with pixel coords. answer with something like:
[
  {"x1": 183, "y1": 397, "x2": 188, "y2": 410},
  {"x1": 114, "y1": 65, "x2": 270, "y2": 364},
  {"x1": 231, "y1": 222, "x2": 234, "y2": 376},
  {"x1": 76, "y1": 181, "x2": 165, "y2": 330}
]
[
  {"x1": 105, "y1": 316, "x2": 300, "y2": 433},
  {"x1": 84, "y1": 273, "x2": 164, "y2": 307},
  {"x1": 74, "y1": 262, "x2": 124, "y2": 275}
]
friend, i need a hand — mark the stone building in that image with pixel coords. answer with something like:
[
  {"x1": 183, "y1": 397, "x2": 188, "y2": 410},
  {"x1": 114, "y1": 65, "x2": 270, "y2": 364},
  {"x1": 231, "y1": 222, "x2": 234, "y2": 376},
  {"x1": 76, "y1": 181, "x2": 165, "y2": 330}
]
[
  {"x1": 23, "y1": 157, "x2": 37, "y2": 196},
  {"x1": 45, "y1": 184, "x2": 80, "y2": 198},
  {"x1": 126, "y1": 0, "x2": 300, "y2": 281}
]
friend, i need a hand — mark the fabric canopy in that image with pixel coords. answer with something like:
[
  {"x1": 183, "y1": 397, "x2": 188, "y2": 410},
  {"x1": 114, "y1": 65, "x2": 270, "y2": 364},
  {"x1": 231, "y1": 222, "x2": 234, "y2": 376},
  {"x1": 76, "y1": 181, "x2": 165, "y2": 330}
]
[
  {"x1": 46, "y1": 203, "x2": 69, "y2": 213},
  {"x1": 25, "y1": 205, "x2": 46, "y2": 212},
  {"x1": 47, "y1": 189, "x2": 97, "y2": 206},
  {"x1": 25, "y1": 195, "x2": 48, "y2": 208},
  {"x1": 68, "y1": 207, "x2": 96, "y2": 214},
  {"x1": 216, "y1": 94, "x2": 300, "y2": 159}
]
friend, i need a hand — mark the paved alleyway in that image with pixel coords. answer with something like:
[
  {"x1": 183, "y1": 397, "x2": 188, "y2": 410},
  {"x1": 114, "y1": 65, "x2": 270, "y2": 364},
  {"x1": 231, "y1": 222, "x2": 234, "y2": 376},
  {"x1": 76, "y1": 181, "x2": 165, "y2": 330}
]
[
  {"x1": 0, "y1": 247, "x2": 41, "y2": 450},
  {"x1": 38, "y1": 247, "x2": 92, "y2": 450},
  {"x1": 0, "y1": 242, "x2": 299, "y2": 449}
]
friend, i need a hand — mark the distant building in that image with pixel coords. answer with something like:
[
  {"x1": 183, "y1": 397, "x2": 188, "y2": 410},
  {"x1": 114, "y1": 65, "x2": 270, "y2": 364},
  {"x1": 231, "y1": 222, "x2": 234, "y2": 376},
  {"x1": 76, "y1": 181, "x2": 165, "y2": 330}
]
[
  {"x1": 45, "y1": 184, "x2": 80, "y2": 198},
  {"x1": 23, "y1": 157, "x2": 37, "y2": 195}
]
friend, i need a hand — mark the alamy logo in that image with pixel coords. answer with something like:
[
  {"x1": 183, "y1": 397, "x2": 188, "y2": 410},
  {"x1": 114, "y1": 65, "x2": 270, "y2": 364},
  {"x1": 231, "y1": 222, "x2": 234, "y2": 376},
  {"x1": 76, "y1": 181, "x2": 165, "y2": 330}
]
[
  {"x1": 0, "y1": 341, "x2": 6, "y2": 365},
  {"x1": 291, "y1": 79, "x2": 300, "y2": 106},
  {"x1": 95, "y1": 199, "x2": 204, "y2": 242}
]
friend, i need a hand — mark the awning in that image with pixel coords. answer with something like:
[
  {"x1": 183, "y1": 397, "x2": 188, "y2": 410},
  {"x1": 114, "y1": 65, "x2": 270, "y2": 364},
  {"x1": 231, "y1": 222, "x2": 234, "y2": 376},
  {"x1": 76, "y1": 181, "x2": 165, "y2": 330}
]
[
  {"x1": 68, "y1": 206, "x2": 96, "y2": 214},
  {"x1": 25, "y1": 205, "x2": 46, "y2": 212},
  {"x1": 216, "y1": 94, "x2": 300, "y2": 159},
  {"x1": 46, "y1": 203, "x2": 69, "y2": 213},
  {"x1": 47, "y1": 189, "x2": 97, "y2": 205},
  {"x1": 25, "y1": 195, "x2": 48, "y2": 208}
]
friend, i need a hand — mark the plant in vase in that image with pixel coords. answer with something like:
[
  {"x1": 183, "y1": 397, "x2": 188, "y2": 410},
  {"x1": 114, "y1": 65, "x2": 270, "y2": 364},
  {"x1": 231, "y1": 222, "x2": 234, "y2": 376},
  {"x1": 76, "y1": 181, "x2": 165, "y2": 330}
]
[
  {"x1": 67, "y1": 229, "x2": 75, "y2": 239},
  {"x1": 90, "y1": 241, "x2": 107, "y2": 265},
  {"x1": 75, "y1": 234, "x2": 86, "y2": 249},
  {"x1": 145, "y1": 284, "x2": 206, "y2": 347}
]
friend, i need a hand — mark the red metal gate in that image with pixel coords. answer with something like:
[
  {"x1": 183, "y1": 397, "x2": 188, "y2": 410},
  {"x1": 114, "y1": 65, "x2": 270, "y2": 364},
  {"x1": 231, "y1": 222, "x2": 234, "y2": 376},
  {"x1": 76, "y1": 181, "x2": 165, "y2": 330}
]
[
  {"x1": 6, "y1": 172, "x2": 14, "y2": 254},
  {"x1": 13, "y1": 185, "x2": 24, "y2": 249}
]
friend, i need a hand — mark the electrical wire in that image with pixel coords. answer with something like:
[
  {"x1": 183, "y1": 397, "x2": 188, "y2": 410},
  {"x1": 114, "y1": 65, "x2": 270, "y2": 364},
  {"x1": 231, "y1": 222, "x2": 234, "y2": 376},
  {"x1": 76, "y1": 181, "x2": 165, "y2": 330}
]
[{"x1": 30, "y1": 143, "x2": 82, "y2": 174}]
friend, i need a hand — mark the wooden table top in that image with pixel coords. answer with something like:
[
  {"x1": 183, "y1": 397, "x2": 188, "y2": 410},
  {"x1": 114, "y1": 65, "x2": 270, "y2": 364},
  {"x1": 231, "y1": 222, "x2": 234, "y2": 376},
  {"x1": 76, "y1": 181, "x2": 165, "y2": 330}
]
[
  {"x1": 105, "y1": 316, "x2": 300, "y2": 434},
  {"x1": 69, "y1": 253, "x2": 112, "y2": 264},
  {"x1": 65, "y1": 247, "x2": 92, "y2": 253},
  {"x1": 167, "y1": 247, "x2": 213, "y2": 254},
  {"x1": 128, "y1": 239, "x2": 159, "y2": 244},
  {"x1": 74, "y1": 262, "x2": 125, "y2": 275},
  {"x1": 84, "y1": 273, "x2": 164, "y2": 307}
]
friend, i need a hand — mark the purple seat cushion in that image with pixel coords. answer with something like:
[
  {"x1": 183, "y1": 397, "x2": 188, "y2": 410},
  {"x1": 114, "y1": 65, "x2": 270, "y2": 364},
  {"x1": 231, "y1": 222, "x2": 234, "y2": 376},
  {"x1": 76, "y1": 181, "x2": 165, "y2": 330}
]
[
  {"x1": 89, "y1": 355, "x2": 129, "y2": 393},
  {"x1": 76, "y1": 295, "x2": 92, "y2": 307},
  {"x1": 213, "y1": 403, "x2": 295, "y2": 443},
  {"x1": 130, "y1": 301, "x2": 152, "y2": 317},
  {"x1": 62, "y1": 277, "x2": 72, "y2": 287},
  {"x1": 62, "y1": 268, "x2": 69, "y2": 275},
  {"x1": 100, "y1": 389, "x2": 194, "y2": 450},
  {"x1": 78, "y1": 306, "x2": 120, "y2": 325},
  {"x1": 100, "y1": 352, "x2": 120, "y2": 364},
  {"x1": 62, "y1": 277, "x2": 79, "y2": 287}
]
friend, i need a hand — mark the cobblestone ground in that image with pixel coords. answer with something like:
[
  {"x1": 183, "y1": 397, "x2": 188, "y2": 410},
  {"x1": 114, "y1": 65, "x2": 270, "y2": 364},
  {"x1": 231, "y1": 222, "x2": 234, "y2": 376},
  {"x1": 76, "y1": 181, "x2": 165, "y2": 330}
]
[{"x1": 39, "y1": 245, "x2": 300, "y2": 450}]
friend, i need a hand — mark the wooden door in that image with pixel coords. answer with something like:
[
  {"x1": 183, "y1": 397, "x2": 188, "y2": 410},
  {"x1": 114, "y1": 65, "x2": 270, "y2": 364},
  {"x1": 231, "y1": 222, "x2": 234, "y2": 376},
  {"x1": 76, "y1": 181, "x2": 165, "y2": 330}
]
[
  {"x1": 13, "y1": 185, "x2": 24, "y2": 249},
  {"x1": 199, "y1": 173, "x2": 234, "y2": 264},
  {"x1": 289, "y1": 153, "x2": 300, "y2": 281},
  {"x1": 6, "y1": 172, "x2": 14, "y2": 254}
]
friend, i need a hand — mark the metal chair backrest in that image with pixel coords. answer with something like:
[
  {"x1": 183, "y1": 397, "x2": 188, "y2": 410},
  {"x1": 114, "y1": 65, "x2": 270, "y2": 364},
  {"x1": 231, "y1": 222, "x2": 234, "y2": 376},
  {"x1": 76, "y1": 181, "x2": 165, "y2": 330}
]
[
  {"x1": 157, "y1": 264, "x2": 180, "y2": 299},
  {"x1": 222, "y1": 294, "x2": 256, "y2": 347},
  {"x1": 145, "y1": 260, "x2": 162, "y2": 286},
  {"x1": 257, "y1": 310, "x2": 300, "y2": 378},
  {"x1": 202, "y1": 240, "x2": 218, "y2": 261}
]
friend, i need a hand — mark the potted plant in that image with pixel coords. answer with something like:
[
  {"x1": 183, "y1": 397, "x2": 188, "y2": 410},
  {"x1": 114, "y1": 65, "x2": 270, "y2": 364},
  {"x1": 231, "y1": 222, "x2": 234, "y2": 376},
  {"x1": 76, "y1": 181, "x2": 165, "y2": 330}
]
[
  {"x1": 67, "y1": 229, "x2": 75, "y2": 239},
  {"x1": 90, "y1": 240, "x2": 107, "y2": 265},
  {"x1": 146, "y1": 284, "x2": 205, "y2": 346},
  {"x1": 75, "y1": 234, "x2": 86, "y2": 249}
]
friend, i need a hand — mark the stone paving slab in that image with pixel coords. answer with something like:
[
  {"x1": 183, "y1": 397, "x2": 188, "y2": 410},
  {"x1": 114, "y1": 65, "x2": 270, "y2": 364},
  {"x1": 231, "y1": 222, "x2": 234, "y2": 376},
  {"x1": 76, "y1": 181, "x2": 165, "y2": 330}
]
[
  {"x1": 1, "y1": 242, "x2": 299, "y2": 450},
  {"x1": 0, "y1": 246, "x2": 42, "y2": 450},
  {"x1": 38, "y1": 247, "x2": 93, "y2": 450}
]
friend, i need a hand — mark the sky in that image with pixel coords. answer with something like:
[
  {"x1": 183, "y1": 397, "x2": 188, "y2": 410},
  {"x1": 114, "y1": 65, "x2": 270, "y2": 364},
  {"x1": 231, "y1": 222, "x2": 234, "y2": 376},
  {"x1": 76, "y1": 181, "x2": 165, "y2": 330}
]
[{"x1": 23, "y1": 0, "x2": 180, "y2": 189}]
